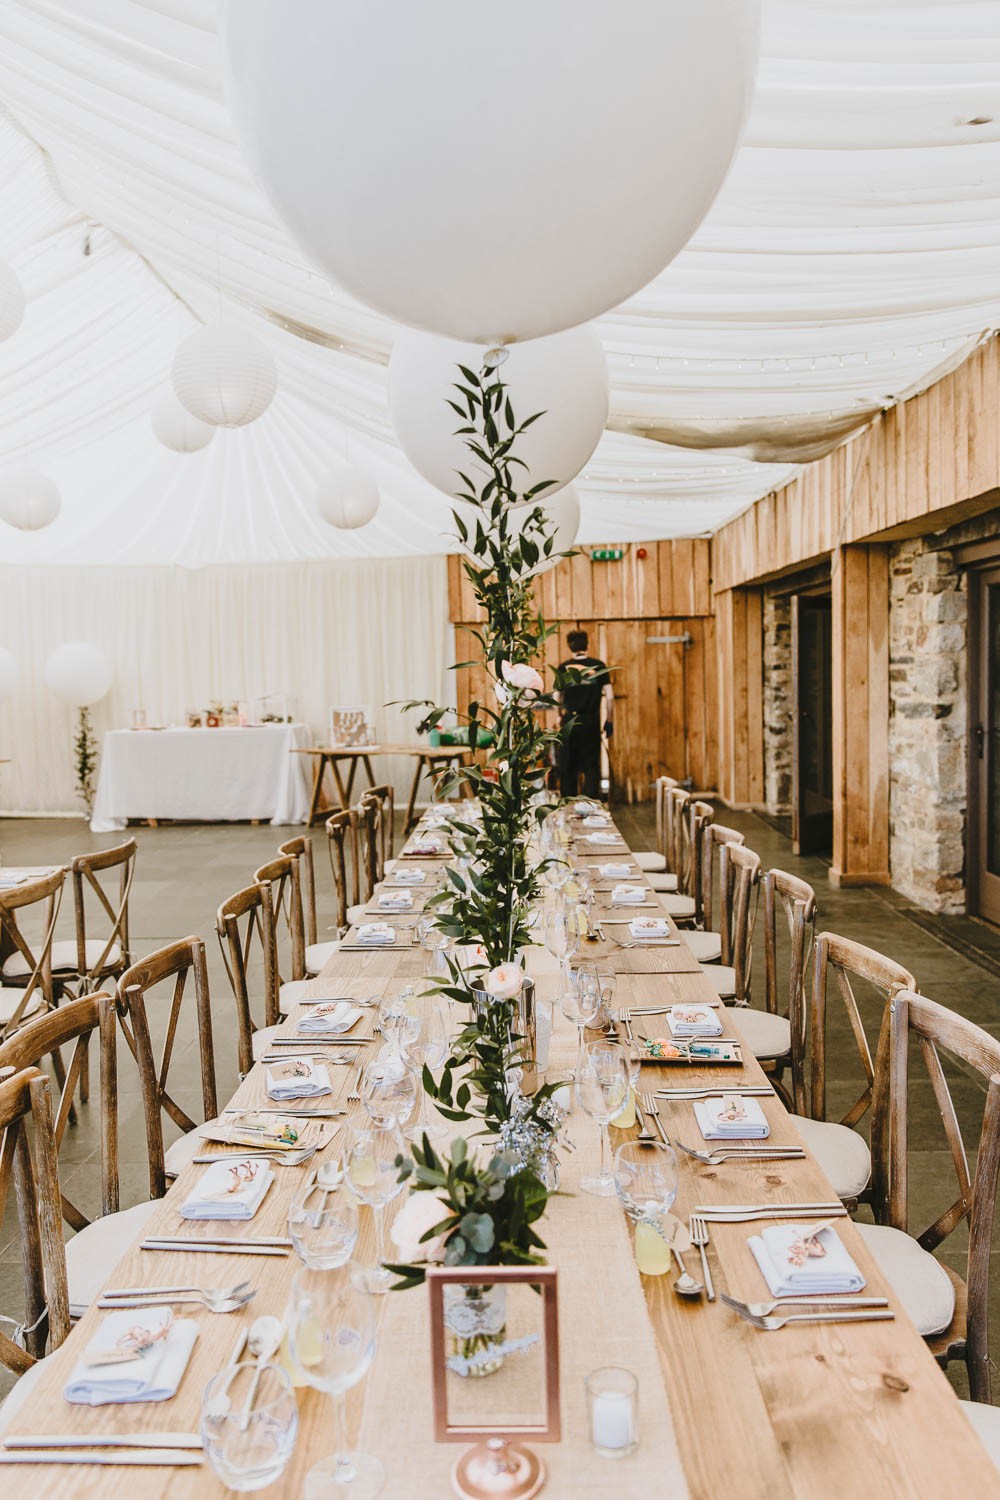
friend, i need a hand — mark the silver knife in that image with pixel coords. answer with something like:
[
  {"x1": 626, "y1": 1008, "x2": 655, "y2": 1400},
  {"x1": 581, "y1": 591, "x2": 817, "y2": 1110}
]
[
  {"x1": 5, "y1": 1434, "x2": 202, "y2": 1450},
  {"x1": 0, "y1": 1451, "x2": 203, "y2": 1466}
]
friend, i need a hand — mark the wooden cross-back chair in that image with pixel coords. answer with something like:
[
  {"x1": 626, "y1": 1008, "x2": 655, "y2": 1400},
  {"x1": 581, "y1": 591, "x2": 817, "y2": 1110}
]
[
  {"x1": 666, "y1": 787, "x2": 691, "y2": 891},
  {"x1": 325, "y1": 810, "x2": 361, "y2": 934},
  {"x1": 700, "y1": 819, "x2": 746, "y2": 935},
  {"x1": 357, "y1": 792, "x2": 383, "y2": 899},
  {"x1": 117, "y1": 938, "x2": 217, "y2": 1200},
  {"x1": 66, "y1": 838, "x2": 136, "y2": 993},
  {"x1": 216, "y1": 883, "x2": 278, "y2": 1078},
  {"x1": 761, "y1": 869, "x2": 816, "y2": 1117},
  {"x1": 654, "y1": 775, "x2": 677, "y2": 865},
  {"x1": 362, "y1": 783, "x2": 395, "y2": 883},
  {"x1": 0, "y1": 994, "x2": 119, "y2": 1234},
  {"x1": 687, "y1": 799, "x2": 714, "y2": 924},
  {"x1": 718, "y1": 842, "x2": 761, "y2": 998},
  {"x1": 0, "y1": 868, "x2": 64, "y2": 1040},
  {"x1": 278, "y1": 835, "x2": 318, "y2": 949},
  {"x1": 868, "y1": 990, "x2": 1000, "y2": 1402},
  {"x1": 253, "y1": 853, "x2": 305, "y2": 988},
  {"x1": 809, "y1": 931, "x2": 917, "y2": 1138},
  {"x1": 0, "y1": 1068, "x2": 69, "y2": 1373}
]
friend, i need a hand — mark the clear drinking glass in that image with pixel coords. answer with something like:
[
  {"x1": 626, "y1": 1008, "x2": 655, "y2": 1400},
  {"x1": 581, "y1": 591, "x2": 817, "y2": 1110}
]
[
  {"x1": 287, "y1": 1265, "x2": 381, "y2": 1499},
  {"x1": 378, "y1": 988, "x2": 421, "y2": 1062},
  {"x1": 288, "y1": 1174, "x2": 360, "y2": 1270},
  {"x1": 342, "y1": 1122, "x2": 406, "y2": 1294},
  {"x1": 577, "y1": 1040, "x2": 630, "y2": 1196},
  {"x1": 201, "y1": 1361, "x2": 298, "y2": 1492},
  {"x1": 613, "y1": 1139, "x2": 679, "y2": 1276},
  {"x1": 585, "y1": 1366, "x2": 639, "y2": 1459},
  {"x1": 557, "y1": 969, "x2": 601, "y2": 1078},
  {"x1": 406, "y1": 996, "x2": 449, "y2": 1143},
  {"x1": 543, "y1": 858, "x2": 573, "y2": 892},
  {"x1": 360, "y1": 1056, "x2": 417, "y2": 1131}
]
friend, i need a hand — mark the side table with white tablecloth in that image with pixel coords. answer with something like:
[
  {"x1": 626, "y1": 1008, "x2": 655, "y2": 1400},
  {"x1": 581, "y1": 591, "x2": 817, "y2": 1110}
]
[{"x1": 90, "y1": 724, "x2": 313, "y2": 832}]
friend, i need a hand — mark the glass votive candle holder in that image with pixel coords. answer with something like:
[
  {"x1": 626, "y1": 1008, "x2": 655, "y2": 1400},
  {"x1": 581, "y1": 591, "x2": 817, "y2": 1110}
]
[{"x1": 585, "y1": 1365, "x2": 639, "y2": 1458}]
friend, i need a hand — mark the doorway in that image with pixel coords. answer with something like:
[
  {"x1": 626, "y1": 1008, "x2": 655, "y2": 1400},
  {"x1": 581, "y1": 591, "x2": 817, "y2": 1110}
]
[
  {"x1": 969, "y1": 564, "x2": 1000, "y2": 925},
  {"x1": 792, "y1": 592, "x2": 833, "y2": 856}
]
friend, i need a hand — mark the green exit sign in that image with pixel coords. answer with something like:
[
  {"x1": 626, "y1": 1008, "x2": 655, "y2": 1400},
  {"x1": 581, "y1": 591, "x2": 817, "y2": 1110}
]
[{"x1": 591, "y1": 547, "x2": 625, "y2": 561}]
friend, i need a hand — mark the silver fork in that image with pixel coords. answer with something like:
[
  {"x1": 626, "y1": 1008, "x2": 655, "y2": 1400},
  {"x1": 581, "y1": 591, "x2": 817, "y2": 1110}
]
[
  {"x1": 688, "y1": 1213, "x2": 715, "y2": 1302},
  {"x1": 98, "y1": 1283, "x2": 256, "y2": 1313},
  {"x1": 676, "y1": 1141, "x2": 805, "y2": 1166},
  {"x1": 191, "y1": 1144, "x2": 318, "y2": 1166},
  {"x1": 640, "y1": 1091, "x2": 670, "y2": 1145},
  {"x1": 634, "y1": 1095, "x2": 659, "y2": 1144},
  {"x1": 720, "y1": 1292, "x2": 889, "y2": 1318},
  {"x1": 347, "y1": 1061, "x2": 364, "y2": 1103},
  {"x1": 728, "y1": 1306, "x2": 895, "y2": 1332}
]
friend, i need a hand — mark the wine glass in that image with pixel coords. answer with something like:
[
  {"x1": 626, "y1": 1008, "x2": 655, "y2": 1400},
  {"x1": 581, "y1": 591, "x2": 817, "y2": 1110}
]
[
  {"x1": 418, "y1": 914, "x2": 451, "y2": 977},
  {"x1": 597, "y1": 969, "x2": 617, "y2": 1022},
  {"x1": 576, "y1": 1040, "x2": 630, "y2": 1197},
  {"x1": 342, "y1": 1123, "x2": 407, "y2": 1294},
  {"x1": 557, "y1": 968, "x2": 601, "y2": 1078},
  {"x1": 378, "y1": 987, "x2": 421, "y2": 1062},
  {"x1": 544, "y1": 902, "x2": 580, "y2": 987},
  {"x1": 288, "y1": 1174, "x2": 359, "y2": 1270},
  {"x1": 360, "y1": 1056, "x2": 417, "y2": 1131},
  {"x1": 286, "y1": 1265, "x2": 381, "y2": 1499},
  {"x1": 543, "y1": 858, "x2": 572, "y2": 893},
  {"x1": 406, "y1": 996, "x2": 450, "y2": 1144},
  {"x1": 201, "y1": 1362, "x2": 298, "y2": 1492}
]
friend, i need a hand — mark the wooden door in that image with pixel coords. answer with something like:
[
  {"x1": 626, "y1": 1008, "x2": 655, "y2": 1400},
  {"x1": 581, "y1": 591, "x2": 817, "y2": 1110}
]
[
  {"x1": 970, "y1": 565, "x2": 1000, "y2": 924},
  {"x1": 791, "y1": 593, "x2": 833, "y2": 855}
]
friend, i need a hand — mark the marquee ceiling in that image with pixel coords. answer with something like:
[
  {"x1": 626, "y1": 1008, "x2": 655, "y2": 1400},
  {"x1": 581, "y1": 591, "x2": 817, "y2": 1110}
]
[{"x1": 0, "y1": 0, "x2": 997, "y2": 564}]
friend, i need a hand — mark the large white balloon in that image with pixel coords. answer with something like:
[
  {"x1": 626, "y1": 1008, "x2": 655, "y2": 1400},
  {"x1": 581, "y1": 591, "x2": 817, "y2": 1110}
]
[
  {"x1": 224, "y1": 0, "x2": 759, "y2": 343},
  {"x1": 0, "y1": 467, "x2": 60, "y2": 531},
  {"x1": 152, "y1": 388, "x2": 215, "y2": 453},
  {"x1": 0, "y1": 648, "x2": 19, "y2": 701},
  {"x1": 389, "y1": 327, "x2": 608, "y2": 503},
  {"x1": 44, "y1": 643, "x2": 113, "y2": 708},
  {"x1": 0, "y1": 260, "x2": 24, "y2": 342},
  {"x1": 316, "y1": 461, "x2": 380, "y2": 530},
  {"x1": 172, "y1": 321, "x2": 277, "y2": 427},
  {"x1": 457, "y1": 485, "x2": 580, "y2": 575}
]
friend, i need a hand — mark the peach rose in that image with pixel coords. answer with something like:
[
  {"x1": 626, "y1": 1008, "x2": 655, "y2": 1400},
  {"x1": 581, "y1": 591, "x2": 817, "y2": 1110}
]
[
  {"x1": 484, "y1": 962, "x2": 525, "y2": 1000},
  {"x1": 501, "y1": 660, "x2": 544, "y2": 697},
  {"x1": 389, "y1": 1192, "x2": 451, "y2": 1263}
]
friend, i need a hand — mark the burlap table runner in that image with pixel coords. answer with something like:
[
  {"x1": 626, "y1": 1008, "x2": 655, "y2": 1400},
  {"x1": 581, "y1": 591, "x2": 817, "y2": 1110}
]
[{"x1": 357, "y1": 958, "x2": 690, "y2": 1497}]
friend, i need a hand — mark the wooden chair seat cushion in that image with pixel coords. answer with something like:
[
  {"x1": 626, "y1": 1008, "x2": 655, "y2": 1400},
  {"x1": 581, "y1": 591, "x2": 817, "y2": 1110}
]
[
  {"x1": 164, "y1": 1122, "x2": 220, "y2": 1178},
  {"x1": 634, "y1": 852, "x2": 667, "y2": 872},
  {"x1": 2, "y1": 939, "x2": 121, "y2": 979},
  {"x1": 0, "y1": 1355, "x2": 48, "y2": 1432},
  {"x1": 685, "y1": 931, "x2": 722, "y2": 963},
  {"x1": 700, "y1": 964, "x2": 736, "y2": 997},
  {"x1": 65, "y1": 1201, "x2": 160, "y2": 1318},
  {"x1": 958, "y1": 1402, "x2": 1000, "y2": 1471},
  {"x1": 854, "y1": 1223, "x2": 956, "y2": 1336},
  {"x1": 727, "y1": 1007, "x2": 791, "y2": 1061},
  {"x1": 306, "y1": 940, "x2": 341, "y2": 974},
  {"x1": 251, "y1": 1024, "x2": 281, "y2": 1063},
  {"x1": 790, "y1": 1115, "x2": 872, "y2": 1201},
  {"x1": 659, "y1": 894, "x2": 696, "y2": 920},
  {"x1": 647, "y1": 872, "x2": 679, "y2": 893},
  {"x1": 0, "y1": 987, "x2": 44, "y2": 1024}
]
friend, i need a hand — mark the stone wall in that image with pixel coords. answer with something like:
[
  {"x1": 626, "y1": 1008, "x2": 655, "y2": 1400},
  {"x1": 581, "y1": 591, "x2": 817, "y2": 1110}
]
[
  {"x1": 762, "y1": 591, "x2": 792, "y2": 815},
  {"x1": 888, "y1": 539, "x2": 967, "y2": 912}
]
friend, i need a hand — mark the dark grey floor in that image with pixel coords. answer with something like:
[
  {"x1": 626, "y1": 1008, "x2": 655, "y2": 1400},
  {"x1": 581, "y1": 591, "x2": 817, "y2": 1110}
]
[{"x1": 2, "y1": 805, "x2": 1000, "y2": 1400}]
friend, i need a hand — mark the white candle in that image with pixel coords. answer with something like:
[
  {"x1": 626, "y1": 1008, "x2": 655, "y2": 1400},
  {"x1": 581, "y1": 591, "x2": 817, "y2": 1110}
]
[{"x1": 591, "y1": 1389, "x2": 634, "y2": 1451}]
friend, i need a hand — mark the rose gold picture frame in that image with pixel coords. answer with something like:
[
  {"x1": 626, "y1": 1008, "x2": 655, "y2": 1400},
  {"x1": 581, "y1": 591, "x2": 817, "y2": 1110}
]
[{"x1": 426, "y1": 1265, "x2": 561, "y2": 1443}]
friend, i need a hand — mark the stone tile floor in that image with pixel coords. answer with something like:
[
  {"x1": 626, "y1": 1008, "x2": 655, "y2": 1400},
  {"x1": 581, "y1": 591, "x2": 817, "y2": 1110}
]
[{"x1": 0, "y1": 804, "x2": 998, "y2": 1400}]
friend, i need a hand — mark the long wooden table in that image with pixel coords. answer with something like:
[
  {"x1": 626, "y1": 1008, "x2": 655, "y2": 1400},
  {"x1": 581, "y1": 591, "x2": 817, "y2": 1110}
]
[{"x1": 5, "y1": 817, "x2": 998, "y2": 1497}]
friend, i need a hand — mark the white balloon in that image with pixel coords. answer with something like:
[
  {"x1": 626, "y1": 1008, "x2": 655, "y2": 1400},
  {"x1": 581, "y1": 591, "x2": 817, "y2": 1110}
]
[
  {"x1": 172, "y1": 321, "x2": 277, "y2": 427},
  {"x1": 0, "y1": 260, "x2": 24, "y2": 342},
  {"x1": 224, "y1": 0, "x2": 759, "y2": 342},
  {"x1": 0, "y1": 467, "x2": 60, "y2": 531},
  {"x1": 44, "y1": 643, "x2": 113, "y2": 708},
  {"x1": 0, "y1": 647, "x2": 19, "y2": 701},
  {"x1": 389, "y1": 327, "x2": 608, "y2": 503},
  {"x1": 151, "y1": 388, "x2": 215, "y2": 453},
  {"x1": 457, "y1": 485, "x2": 580, "y2": 575},
  {"x1": 316, "y1": 461, "x2": 380, "y2": 529}
]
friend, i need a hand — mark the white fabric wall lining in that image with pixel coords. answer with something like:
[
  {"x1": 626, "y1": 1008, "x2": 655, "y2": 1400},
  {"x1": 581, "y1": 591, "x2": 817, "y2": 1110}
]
[{"x1": 0, "y1": 554, "x2": 452, "y2": 815}]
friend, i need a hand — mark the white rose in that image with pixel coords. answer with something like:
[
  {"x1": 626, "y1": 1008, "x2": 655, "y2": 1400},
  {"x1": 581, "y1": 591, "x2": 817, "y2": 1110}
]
[
  {"x1": 484, "y1": 962, "x2": 525, "y2": 1000},
  {"x1": 501, "y1": 661, "x2": 544, "y2": 697},
  {"x1": 389, "y1": 1192, "x2": 451, "y2": 1263}
]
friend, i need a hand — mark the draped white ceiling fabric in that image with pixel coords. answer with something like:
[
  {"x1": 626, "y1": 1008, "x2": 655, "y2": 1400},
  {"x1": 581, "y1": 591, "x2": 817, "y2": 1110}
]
[{"x1": 0, "y1": 1, "x2": 997, "y2": 564}]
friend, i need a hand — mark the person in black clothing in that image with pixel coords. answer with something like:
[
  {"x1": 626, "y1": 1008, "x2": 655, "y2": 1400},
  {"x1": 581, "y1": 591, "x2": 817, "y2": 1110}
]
[{"x1": 557, "y1": 629, "x2": 613, "y2": 799}]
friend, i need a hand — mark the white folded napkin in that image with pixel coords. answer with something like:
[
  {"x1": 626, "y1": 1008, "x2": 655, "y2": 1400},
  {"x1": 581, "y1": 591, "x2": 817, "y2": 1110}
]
[
  {"x1": 586, "y1": 832, "x2": 622, "y2": 846},
  {"x1": 377, "y1": 889, "x2": 413, "y2": 911},
  {"x1": 749, "y1": 1223, "x2": 865, "y2": 1297},
  {"x1": 355, "y1": 922, "x2": 395, "y2": 946},
  {"x1": 266, "y1": 1057, "x2": 334, "y2": 1100},
  {"x1": 180, "y1": 1156, "x2": 273, "y2": 1220},
  {"x1": 392, "y1": 868, "x2": 426, "y2": 884},
  {"x1": 582, "y1": 814, "x2": 611, "y2": 828},
  {"x1": 693, "y1": 1095, "x2": 770, "y2": 1140},
  {"x1": 598, "y1": 862, "x2": 633, "y2": 878},
  {"x1": 64, "y1": 1308, "x2": 199, "y2": 1406},
  {"x1": 407, "y1": 835, "x2": 444, "y2": 855},
  {"x1": 611, "y1": 883, "x2": 648, "y2": 906},
  {"x1": 667, "y1": 1005, "x2": 723, "y2": 1039},
  {"x1": 297, "y1": 1001, "x2": 362, "y2": 1035},
  {"x1": 629, "y1": 916, "x2": 670, "y2": 939}
]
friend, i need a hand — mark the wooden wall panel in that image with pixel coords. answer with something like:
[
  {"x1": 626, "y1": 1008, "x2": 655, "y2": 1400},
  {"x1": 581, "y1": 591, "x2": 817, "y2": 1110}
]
[{"x1": 714, "y1": 587, "x2": 764, "y2": 808}]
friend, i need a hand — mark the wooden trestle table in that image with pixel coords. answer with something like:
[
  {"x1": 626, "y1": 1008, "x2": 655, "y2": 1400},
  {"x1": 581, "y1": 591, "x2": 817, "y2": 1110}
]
[{"x1": 293, "y1": 743, "x2": 473, "y2": 832}]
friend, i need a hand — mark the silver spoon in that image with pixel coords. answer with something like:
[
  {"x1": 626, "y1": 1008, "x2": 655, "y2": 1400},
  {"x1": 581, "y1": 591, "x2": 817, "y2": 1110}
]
[
  {"x1": 238, "y1": 1314, "x2": 284, "y2": 1431},
  {"x1": 664, "y1": 1217, "x2": 704, "y2": 1298}
]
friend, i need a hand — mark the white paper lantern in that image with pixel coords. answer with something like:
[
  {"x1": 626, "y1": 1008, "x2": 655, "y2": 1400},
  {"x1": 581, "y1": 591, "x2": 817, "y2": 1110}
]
[
  {"x1": 224, "y1": 0, "x2": 759, "y2": 342},
  {"x1": 172, "y1": 321, "x2": 277, "y2": 427},
  {"x1": 151, "y1": 388, "x2": 215, "y2": 453},
  {"x1": 0, "y1": 260, "x2": 24, "y2": 342},
  {"x1": 316, "y1": 461, "x2": 380, "y2": 529},
  {"x1": 0, "y1": 648, "x2": 19, "y2": 701},
  {"x1": 389, "y1": 327, "x2": 608, "y2": 503},
  {"x1": 0, "y1": 467, "x2": 61, "y2": 531},
  {"x1": 44, "y1": 643, "x2": 113, "y2": 708}
]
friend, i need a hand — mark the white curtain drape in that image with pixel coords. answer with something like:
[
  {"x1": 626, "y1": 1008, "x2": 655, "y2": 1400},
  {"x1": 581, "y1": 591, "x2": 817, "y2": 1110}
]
[{"x1": 0, "y1": 554, "x2": 452, "y2": 814}]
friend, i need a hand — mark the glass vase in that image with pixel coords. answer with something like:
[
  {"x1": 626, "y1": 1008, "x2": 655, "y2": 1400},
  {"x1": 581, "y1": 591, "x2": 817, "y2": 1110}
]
[{"x1": 443, "y1": 1282, "x2": 508, "y2": 1379}]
